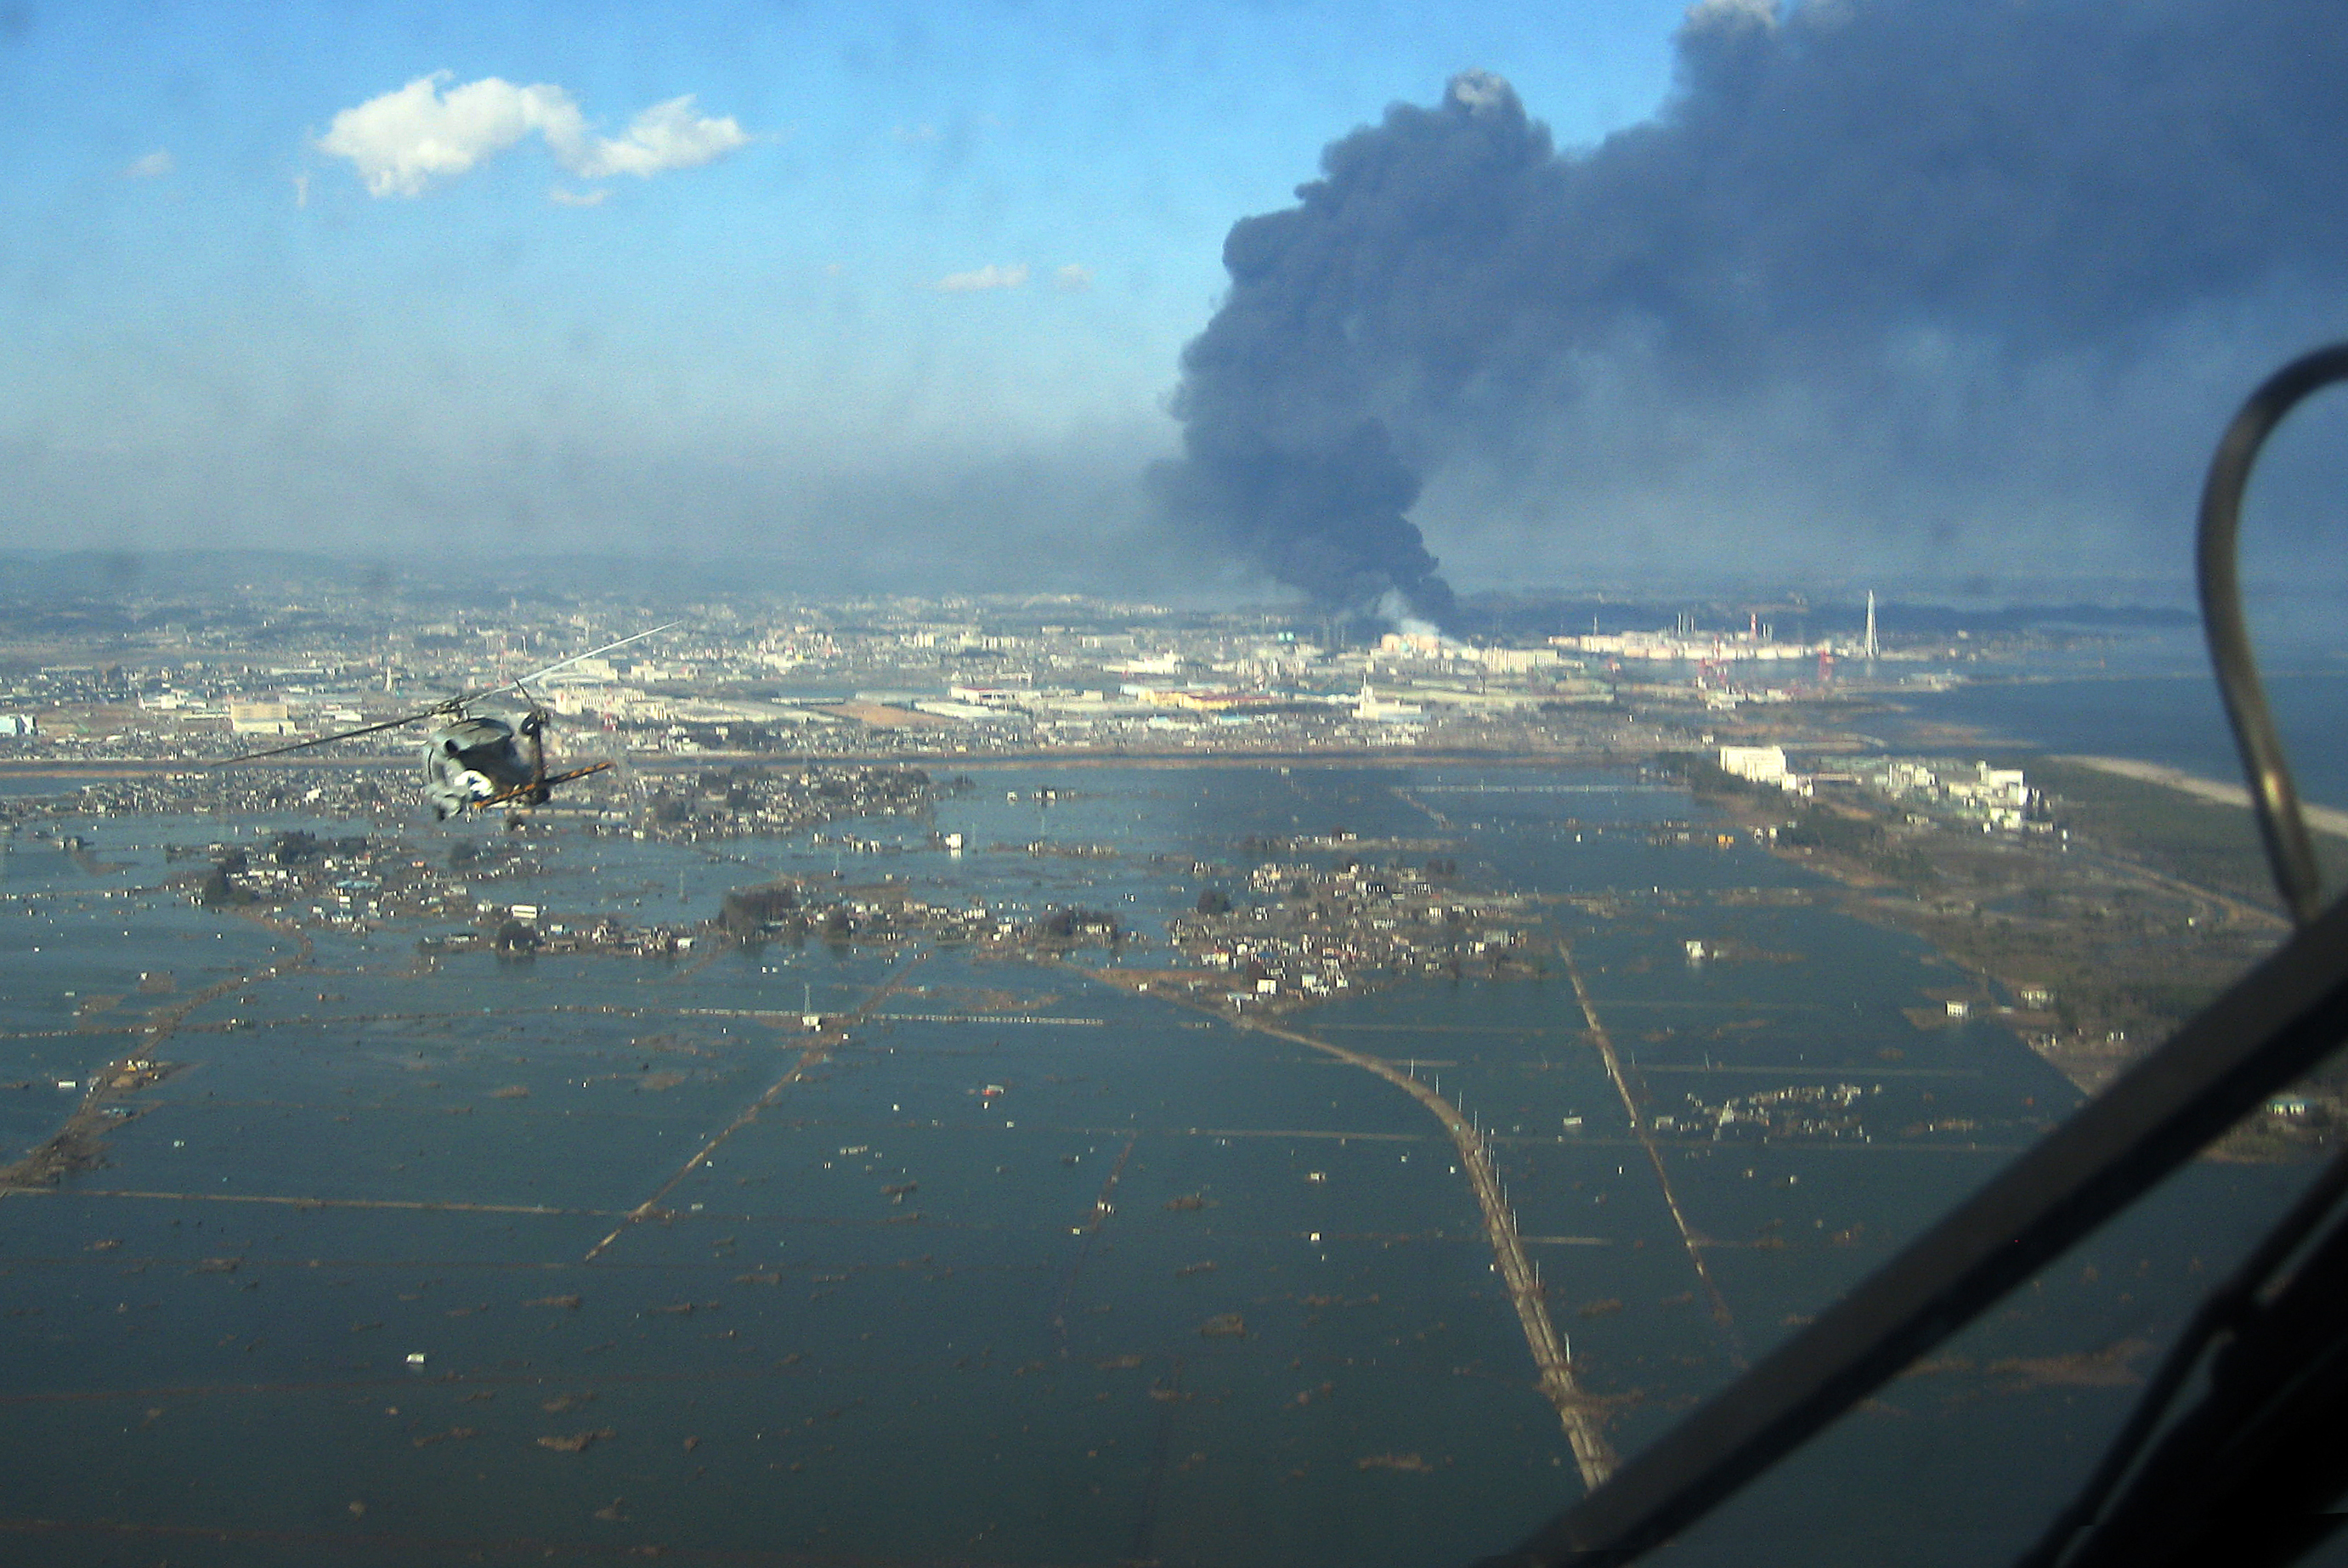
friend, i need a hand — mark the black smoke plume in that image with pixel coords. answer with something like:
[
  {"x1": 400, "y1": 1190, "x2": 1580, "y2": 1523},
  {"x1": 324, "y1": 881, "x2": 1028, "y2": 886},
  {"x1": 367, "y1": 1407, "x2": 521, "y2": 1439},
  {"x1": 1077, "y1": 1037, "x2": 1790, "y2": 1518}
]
[{"x1": 1157, "y1": 1, "x2": 2348, "y2": 611}]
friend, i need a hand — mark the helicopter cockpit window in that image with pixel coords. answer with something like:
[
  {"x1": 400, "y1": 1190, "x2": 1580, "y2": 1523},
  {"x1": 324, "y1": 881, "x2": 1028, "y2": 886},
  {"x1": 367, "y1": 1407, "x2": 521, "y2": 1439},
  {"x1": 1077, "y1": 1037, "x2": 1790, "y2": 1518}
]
[{"x1": 4, "y1": 3, "x2": 2345, "y2": 1566}]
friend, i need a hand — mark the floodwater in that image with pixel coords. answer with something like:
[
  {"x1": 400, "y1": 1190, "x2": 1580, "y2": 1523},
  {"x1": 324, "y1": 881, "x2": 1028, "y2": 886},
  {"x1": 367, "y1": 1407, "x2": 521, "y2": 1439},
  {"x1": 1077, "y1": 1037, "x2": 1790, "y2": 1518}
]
[{"x1": 0, "y1": 764, "x2": 2312, "y2": 1566}]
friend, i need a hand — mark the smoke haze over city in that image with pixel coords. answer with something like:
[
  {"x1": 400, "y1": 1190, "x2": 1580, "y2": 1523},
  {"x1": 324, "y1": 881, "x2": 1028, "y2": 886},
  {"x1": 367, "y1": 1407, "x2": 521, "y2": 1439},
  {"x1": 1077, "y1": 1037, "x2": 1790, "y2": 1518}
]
[
  {"x1": 1157, "y1": 3, "x2": 2348, "y2": 616},
  {"x1": 4, "y1": 0, "x2": 2345, "y2": 608}
]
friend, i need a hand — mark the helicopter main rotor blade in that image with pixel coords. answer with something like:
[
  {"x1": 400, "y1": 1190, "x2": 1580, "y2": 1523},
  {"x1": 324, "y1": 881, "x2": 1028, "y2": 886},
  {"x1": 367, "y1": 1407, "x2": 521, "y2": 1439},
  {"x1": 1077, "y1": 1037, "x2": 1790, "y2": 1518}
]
[
  {"x1": 207, "y1": 705, "x2": 450, "y2": 765},
  {"x1": 212, "y1": 625, "x2": 674, "y2": 768},
  {"x1": 462, "y1": 623, "x2": 681, "y2": 706}
]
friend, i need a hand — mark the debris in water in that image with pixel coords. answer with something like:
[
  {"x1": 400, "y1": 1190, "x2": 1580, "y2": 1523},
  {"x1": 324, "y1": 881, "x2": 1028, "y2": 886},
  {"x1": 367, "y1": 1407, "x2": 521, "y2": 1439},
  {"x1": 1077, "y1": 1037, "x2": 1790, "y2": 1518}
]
[{"x1": 411, "y1": 1426, "x2": 478, "y2": 1448}]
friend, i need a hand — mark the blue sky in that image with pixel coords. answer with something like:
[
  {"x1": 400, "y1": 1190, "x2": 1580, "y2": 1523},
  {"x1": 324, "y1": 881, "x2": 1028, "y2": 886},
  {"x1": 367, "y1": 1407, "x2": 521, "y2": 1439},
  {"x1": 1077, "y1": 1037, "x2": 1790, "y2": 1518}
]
[{"x1": 0, "y1": 0, "x2": 1696, "y2": 581}]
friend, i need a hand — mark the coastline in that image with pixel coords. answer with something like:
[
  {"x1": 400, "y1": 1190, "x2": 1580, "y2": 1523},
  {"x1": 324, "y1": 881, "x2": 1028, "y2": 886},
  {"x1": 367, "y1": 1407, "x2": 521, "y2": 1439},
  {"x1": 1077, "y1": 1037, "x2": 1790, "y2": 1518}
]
[{"x1": 2057, "y1": 754, "x2": 2348, "y2": 840}]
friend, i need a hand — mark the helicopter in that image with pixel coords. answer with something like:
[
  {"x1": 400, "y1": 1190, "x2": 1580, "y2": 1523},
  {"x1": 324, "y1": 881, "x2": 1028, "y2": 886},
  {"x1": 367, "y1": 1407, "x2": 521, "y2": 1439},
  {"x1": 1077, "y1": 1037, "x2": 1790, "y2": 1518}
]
[{"x1": 217, "y1": 625, "x2": 678, "y2": 820}]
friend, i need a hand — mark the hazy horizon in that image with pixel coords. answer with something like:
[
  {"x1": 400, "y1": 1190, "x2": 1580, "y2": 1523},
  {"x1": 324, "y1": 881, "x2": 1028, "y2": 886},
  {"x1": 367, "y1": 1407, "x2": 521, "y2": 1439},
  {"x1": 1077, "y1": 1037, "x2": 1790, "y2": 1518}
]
[{"x1": 7, "y1": 1, "x2": 2346, "y2": 611}]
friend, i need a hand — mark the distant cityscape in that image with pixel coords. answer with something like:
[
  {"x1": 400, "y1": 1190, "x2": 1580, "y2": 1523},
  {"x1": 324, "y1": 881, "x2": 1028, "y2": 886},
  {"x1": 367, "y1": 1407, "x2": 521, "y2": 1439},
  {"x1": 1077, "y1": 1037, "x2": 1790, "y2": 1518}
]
[
  {"x1": 0, "y1": 573, "x2": 2329, "y2": 1565},
  {"x1": 3, "y1": 576, "x2": 2310, "y2": 1121},
  {"x1": 0, "y1": 585, "x2": 2030, "y2": 772}
]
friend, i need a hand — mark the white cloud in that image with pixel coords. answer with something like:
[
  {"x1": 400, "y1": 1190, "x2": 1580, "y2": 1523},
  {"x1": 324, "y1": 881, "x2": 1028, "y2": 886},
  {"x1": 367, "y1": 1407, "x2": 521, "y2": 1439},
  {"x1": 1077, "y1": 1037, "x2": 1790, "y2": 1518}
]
[
  {"x1": 564, "y1": 95, "x2": 749, "y2": 179},
  {"x1": 291, "y1": 173, "x2": 309, "y2": 207},
  {"x1": 319, "y1": 74, "x2": 577, "y2": 196},
  {"x1": 1446, "y1": 71, "x2": 1516, "y2": 115},
  {"x1": 548, "y1": 185, "x2": 608, "y2": 207},
  {"x1": 318, "y1": 73, "x2": 748, "y2": 197},
  {"x1": 123, "y1": 150, "x2": 173, "y2": 179},
  {"x1": 933, "y1": 263, "x2": 1029, "y2": 293},
  {"x1": 1053, "y1": 263, "x2": 1092, "y2": 292}
]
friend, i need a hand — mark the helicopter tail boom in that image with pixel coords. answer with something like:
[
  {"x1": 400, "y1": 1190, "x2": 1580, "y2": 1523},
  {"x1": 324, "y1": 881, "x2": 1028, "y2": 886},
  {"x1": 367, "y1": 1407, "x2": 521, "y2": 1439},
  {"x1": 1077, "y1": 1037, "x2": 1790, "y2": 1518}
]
[{"x1": 470, "y1": 760, "x2": 617, "y2": 812}]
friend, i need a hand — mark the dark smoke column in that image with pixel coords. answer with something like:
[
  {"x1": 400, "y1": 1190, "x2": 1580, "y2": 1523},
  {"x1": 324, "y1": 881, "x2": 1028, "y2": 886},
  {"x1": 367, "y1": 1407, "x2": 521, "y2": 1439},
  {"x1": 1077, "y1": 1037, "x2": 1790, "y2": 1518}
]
[
  {"x1": 1153, "y1": 417, "x2": 1450, "y2": 624},
  {"x1": 1151, "y1": 3, "x2": 2348, "y2": 602},
  {"x1": 1154, "y1": 71, "x2": 1552, "y2": 626}
]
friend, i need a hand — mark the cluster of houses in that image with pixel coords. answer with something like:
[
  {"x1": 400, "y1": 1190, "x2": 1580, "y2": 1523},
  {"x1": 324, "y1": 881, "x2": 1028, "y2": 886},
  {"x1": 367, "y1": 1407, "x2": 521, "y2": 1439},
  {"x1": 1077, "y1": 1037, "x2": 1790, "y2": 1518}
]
[{"x1": 1171, "y1": 858, "x2": 1536, "y2": 1009}]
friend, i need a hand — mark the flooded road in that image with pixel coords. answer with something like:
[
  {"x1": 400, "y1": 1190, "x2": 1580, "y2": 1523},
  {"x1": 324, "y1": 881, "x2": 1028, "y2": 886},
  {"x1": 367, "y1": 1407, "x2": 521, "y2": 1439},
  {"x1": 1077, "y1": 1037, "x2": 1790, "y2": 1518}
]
[{"x1": 0, "y1": 765, "x2": 2305, "y2": 1565}]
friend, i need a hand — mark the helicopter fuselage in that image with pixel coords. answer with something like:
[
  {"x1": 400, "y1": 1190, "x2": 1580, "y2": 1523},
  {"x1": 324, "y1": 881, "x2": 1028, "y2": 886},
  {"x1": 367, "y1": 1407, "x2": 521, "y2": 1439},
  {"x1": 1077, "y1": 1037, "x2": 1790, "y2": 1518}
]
[{"x1": 422, "y1": 714, "x2": 540, "y2": 819}]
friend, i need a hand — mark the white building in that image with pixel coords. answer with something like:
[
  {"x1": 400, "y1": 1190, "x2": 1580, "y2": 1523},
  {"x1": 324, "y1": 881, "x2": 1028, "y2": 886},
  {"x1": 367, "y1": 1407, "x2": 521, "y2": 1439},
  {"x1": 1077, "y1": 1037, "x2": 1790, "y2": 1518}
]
[
  {"x1": 1718, "y1": 744, "x2": 1789, "y2": 785},
  {"x1": 1472, "y1": 646, "x2": 1562, "y2": 673},
  {"x1": 1354, "y1": 683, "x2": 1424, "y2": 722},
  {"x1": 228, "y1": 700, "x2": 293, "y2": 736}
]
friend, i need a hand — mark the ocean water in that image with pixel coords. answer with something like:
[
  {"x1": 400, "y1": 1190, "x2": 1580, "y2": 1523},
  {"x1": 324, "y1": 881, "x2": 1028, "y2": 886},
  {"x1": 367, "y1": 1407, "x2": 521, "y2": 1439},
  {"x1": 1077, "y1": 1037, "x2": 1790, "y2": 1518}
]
[
  {"x1": 1885, "y1": 628, "x2": 2348, "y2": 808},
  {"x1": 0, "y1": 766, "x2": 2313, "y2": 1566}
]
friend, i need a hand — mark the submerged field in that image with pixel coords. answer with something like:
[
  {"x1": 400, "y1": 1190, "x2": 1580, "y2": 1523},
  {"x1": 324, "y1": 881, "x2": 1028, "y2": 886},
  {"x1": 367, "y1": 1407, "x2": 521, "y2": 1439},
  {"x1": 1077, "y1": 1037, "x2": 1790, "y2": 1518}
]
[{"x1": 0, "y1": 765, "x2": 2303, "y2": 1566}]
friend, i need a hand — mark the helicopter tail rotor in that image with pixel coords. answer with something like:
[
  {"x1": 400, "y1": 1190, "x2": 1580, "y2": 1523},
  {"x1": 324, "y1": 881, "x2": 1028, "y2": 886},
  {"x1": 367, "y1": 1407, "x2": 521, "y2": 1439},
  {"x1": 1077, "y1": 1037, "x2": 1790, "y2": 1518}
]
[{"x1": 518, "y1": 695, "x2": 552, "y2": 806}]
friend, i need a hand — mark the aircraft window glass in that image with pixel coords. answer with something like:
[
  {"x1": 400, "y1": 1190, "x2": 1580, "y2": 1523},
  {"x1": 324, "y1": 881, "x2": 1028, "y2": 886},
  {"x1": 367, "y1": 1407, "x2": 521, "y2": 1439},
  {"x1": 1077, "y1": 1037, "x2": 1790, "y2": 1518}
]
[
  {"x1": 7, "y1": 5, "x2": 2345, "y2": 1565},
  {"x1": 1639, "y1": 1057, "x2": 2348, "y2": 1568}
]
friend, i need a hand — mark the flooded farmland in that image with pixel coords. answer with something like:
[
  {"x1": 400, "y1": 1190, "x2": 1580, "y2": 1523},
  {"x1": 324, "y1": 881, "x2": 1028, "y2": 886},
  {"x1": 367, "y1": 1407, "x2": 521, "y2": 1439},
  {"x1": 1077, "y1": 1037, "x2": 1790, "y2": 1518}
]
[{"x1": 0, "y1": 764, "x2": 2300, "y2": 1566}]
